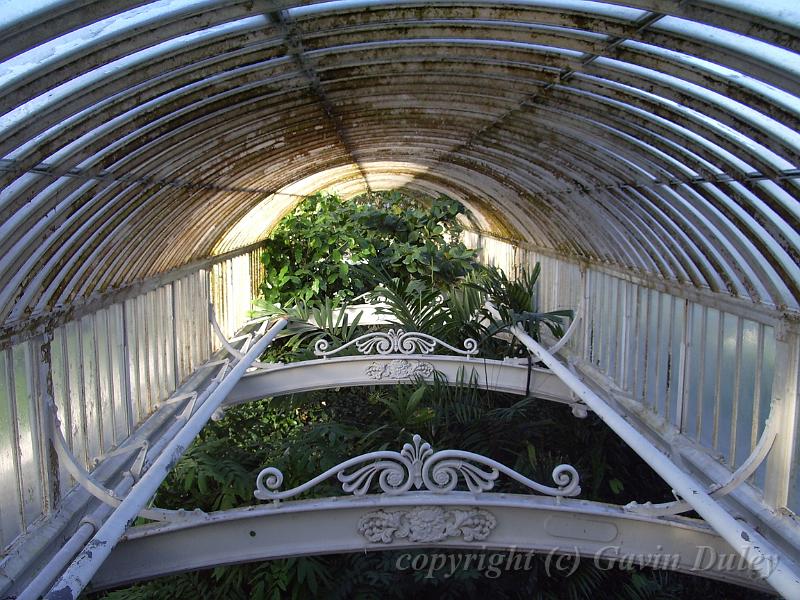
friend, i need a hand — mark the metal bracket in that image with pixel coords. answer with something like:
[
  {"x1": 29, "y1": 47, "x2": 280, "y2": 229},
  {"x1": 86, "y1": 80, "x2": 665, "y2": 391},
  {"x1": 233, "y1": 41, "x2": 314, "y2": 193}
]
[
  {"x1": 47, "y1": 397, "x2": 125, "y2": 508},
  {"x1": 545, "y1": 295, "x2": 583, "y2": 355},
  {"x1": 210, "y1": 304, "x2": 272, "y2": 368},
  {"x1": 625, "y1": 405, "x2": 780, "y2": 517},
  {"x1": 46, "y1": 395, "x2": 188, "y2": 522}
]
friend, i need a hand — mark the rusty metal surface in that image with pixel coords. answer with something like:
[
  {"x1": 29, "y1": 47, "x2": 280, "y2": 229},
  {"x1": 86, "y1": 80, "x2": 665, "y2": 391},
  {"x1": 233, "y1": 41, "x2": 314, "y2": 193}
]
[{"x1": 0, "y1": 0, "x2": 798, "y2": 336}]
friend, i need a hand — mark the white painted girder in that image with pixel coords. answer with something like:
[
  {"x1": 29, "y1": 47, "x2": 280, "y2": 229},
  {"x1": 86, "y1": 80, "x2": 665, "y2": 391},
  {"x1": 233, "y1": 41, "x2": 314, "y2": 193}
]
[
  {"x1": 224, "y1": 355, "x2": 580, "y2": 411},
  {"x1": 90, "y1": 492, "x2": 774, "y2": 593}
]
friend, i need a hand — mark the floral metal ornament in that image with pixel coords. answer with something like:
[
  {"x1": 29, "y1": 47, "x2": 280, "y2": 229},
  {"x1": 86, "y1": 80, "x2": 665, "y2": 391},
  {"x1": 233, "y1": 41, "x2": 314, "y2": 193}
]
[
  {"x1": 365, "y1": 359, "x2": 435, "y2": 379},
  {"x1": 254, "y1": 434, "x2": 580, "y2": 501},
  {"x1": 359, "y1": 506, "x2": 497, "y2": 543}
]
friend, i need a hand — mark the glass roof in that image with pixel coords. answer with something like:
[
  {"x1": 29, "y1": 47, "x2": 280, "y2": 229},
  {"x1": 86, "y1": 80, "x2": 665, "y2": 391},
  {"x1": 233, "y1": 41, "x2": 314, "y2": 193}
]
[{"x1": 0, "y1": 0, "x2": 797, "y2": 320}]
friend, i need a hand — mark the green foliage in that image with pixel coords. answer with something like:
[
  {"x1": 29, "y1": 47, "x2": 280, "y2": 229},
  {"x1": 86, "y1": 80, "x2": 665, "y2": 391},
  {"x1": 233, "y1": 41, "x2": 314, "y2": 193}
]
[
  {"x1": 470, "y1": 264, "x2": 574, "y2": 354},
  {"x1": 250, "y1": 296, "x2": 365, "y2": 362},
  {"x1": 259, "y1": 191, "x2": 476, "y2": 305}
]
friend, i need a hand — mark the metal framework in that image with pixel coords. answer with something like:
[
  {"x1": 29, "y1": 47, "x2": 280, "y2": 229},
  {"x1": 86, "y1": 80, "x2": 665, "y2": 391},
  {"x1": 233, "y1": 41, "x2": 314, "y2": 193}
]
[
  {"x1": 17, "y1": 310, "x2": 792, "y2": 597},
  {"x1": 0, "y1": 1, "x2": 799, "y2": 598},
  {"x1": 93, "y1": 494, "x2": 772, "y2": 592}
]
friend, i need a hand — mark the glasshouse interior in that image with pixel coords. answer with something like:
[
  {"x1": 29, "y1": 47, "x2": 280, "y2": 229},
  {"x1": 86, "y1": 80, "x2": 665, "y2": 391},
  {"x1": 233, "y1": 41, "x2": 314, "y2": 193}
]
[{"x1": 0, "y1": 1, "x2": 799, "y2": 598}]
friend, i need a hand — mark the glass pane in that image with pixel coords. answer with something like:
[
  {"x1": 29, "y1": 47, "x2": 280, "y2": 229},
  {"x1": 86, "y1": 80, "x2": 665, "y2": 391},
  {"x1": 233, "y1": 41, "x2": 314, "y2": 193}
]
[
  {"x1": 13, "y1": 342, "x2": 42, "y2": 528},
  {"x1": 700, "y1": 308, "x2": 720, "y2": 448},
  {"x1": 734, "y1": 320, "x2": 758, "y2": 468},
  {"x1": 716, "y1": 313, "x2": 739, "y2": 462},
  {"x1": 0, "y1": 350, "x2": 22, "y2": 547}
]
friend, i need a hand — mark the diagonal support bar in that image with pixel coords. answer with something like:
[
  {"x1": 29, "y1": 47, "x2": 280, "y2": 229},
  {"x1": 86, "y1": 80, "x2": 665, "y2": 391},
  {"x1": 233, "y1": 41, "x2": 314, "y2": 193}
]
[
  {"x1": 485, "y1": 302, "x2": 800, "y2": 599},
  {"x1": 44, "y1": 318, "x2": 288, "y2": 600}
]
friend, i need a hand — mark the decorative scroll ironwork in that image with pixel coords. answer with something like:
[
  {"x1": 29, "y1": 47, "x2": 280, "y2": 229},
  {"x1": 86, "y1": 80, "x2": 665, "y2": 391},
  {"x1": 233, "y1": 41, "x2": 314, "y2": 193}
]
[
  {"x1": 359, "y1": 506, "x2": 497, "y2": 543},
  {"x1": 314, "y1": 329, "x2": 478, "y2": 357},
  {"x1": 254, "y1": 434, "x2": 580, "y2": 501}
]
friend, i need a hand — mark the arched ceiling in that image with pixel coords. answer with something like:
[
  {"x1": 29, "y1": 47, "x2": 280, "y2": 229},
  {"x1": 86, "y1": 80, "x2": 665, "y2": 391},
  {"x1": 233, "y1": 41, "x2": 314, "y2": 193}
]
[{"x1": 0, "y1": 0, "x2": 798, "y2": 330}]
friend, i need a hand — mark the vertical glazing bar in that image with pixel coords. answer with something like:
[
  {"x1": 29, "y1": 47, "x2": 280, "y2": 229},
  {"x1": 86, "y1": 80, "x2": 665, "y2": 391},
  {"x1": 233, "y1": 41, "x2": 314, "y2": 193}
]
[
  {"x1": 65, "y1": 322, "x2": 87, "y2": 468},
  {"x1": 757, "y1": 326, "x2": 776, "y2": 491},
  {"x1": 596, "y1": 273, "x2": 607, "y2": 370},
  {"x1": 170, "y1": 282, "x2": 180, "y2": 389},
  {"x1": 632, "y1": 285, "x2": 646, "y2": 403},
  {"x1": 644, "y1": 290, "x2": 659, "y2": 410},
  {"x1": 190, "y1": 272, "x2": 199, "y2": 367},
  {"x1": 156, "y1": 289, "x2": 169, "y2": 400},
  {"x1": 114, "y1": 304, "x2": 128, "y2": 439},
  {"x1": 614, "y1": 279, "x2": 626, "y2": 383},
  {"x1": 174, "y1": 279, "x2": 185, "y2": 378},
  {"x1": 663, "y1": 296, "x2": 675, "y2": 423},
  {"x1": 79, "y1": 316, "x2": 100, "y2": 465},
  {"x1": 142, "y1": 294, "x2": 156, "y2": 416},
  {"x1": 160, "y1": 287, "x2": 170, "y2": 397},
  {"x1": 119, "y1": 301, "x2": 133, "y2": 438},
  {"x1": 618, "y1": 281, "x2": 630, "y2": 390},
  {"x1": 156, "y1": 288, "x2": 167, "y2": 400},
  {"x1": 95, "y1": 310, "x2": 114, "y2": 454},
  {"x1": 668, "y1": 298, "x2": 686, "y2": 429},
  {"x1": 163, "y1": 285, "x2": 176, "y2": 395},
  {"x1": 33, "y1": 334, "x2": 56, "y2": 514},
  {"x1": 729, "y1": 318, "x2": 744, "y2": 468},
  {"x1": 712, "y1": 314, "x2": 725, "y2": 451},
  {"x1": 752, "y1": 324, "x2": 765, "y2": 453},
  {"x1": 202, "y1": 269, "x2": 213, "y2": 359},
  {"x1": 696, "y1": 305, "x2": 708, "y2": 441},
  {"x1": 123, "y1": 300, "x2": 137, "y2": 427},
  {"x1": 50, "y1": 329, "x2": 71, "y2": 497},
  {"x1": 582, "y1": 270, "x2": 594, "y2": 364},
  {"x1": 717, "y1": 313, "x2": 738, "y2": 462},
  {"x1": 657, "y1": 292, "x2": 669, "y2": 412},
  {"x1": 136, "y1": 295, "x2": 151, "y2": 419},
  {"x1": 677, "y1": 299, "x2": 691, "y2": 434}
]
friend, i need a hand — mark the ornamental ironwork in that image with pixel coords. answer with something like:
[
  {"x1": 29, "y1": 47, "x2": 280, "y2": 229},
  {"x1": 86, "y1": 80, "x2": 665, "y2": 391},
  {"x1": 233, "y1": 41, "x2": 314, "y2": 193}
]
[
  {"x1": 314, "y1": 329, "x2": 479, "y2": 357},
  {"x1": 254, "y1": 434, "x2": 580, "y2": 501},
  {"x1": 365, "y1": 359, "x2": 434, "y2": 379},
  {"x1": 359, "y1": 506, "x2": 497, "y2": 543}
]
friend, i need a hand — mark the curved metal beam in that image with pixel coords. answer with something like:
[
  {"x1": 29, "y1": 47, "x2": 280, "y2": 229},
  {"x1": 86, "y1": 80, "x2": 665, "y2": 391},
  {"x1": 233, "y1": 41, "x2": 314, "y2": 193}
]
[
  {"x1": 90, "y1": 492, "x2": 774, "y2": 593},
  {"x1": 224, "y1": 355, "x2": 580, "y2": 413}
]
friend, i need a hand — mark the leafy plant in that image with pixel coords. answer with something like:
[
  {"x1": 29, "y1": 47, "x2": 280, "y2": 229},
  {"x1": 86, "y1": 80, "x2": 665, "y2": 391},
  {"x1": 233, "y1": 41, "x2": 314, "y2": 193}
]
[
  {"x1": 259, "y1": 192, "x2": 476, "y2": 305},
  {"x1": 470, "y1": 265, "x2": 574, "y2": 356},
  {"x1": 250, "y1": 296, "x2": 365, "y2": 362}
]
